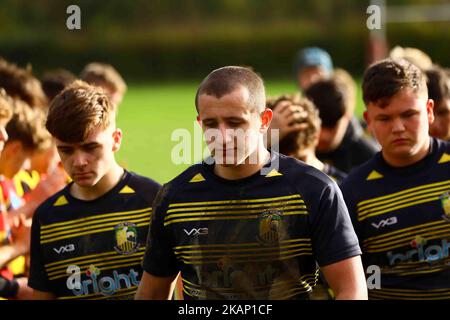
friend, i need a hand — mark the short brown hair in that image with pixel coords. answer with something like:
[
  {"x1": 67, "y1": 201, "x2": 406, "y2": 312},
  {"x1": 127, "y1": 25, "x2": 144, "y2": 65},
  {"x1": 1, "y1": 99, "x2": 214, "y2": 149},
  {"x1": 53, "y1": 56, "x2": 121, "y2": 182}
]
[
  {"x1": 195, "y1": 66, "x2": 265, "y2": 113},
  {"x1": 304, "y1": 78, "x2": 349, "y2": 127},
  {"x1": 0, "y1": 58, "x2": 48, "y2": 108},
  {"x1": 80, "y1": 63, "x2": 127, "y2": 98},
  {"x1": 46, "y1": 80, "x2": 114, "y2": 143},
  {"x1": 362, "y1": 58, "x2": 427, "y2": 107},
  {"x1": 0, "y1": 88, "x2": 13, "y2": 122},
  {"x1": 267, "y1": 94, "x2": 320, "y2": 155},
  {"x1": 5, "y1": 99, "x2": 51, "y2": 151},
  {"x1": 41, "y1": 68, "x2": 77, "y2": 101},
  {"x1": 425, "y1": 66, "x2": 450, "y2": 106}
]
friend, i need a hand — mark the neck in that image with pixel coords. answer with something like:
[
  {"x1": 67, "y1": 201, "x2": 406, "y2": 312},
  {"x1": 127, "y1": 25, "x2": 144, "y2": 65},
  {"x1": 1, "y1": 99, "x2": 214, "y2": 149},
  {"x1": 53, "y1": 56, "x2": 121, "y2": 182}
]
[
  {"x1": 382, "y1": 136, "x2": 431, "y2": 168},
  {"x1": 214, "y1": 147, "x2": 271, "y2": 180},
  {"x1": 294, "y1": 149, "x2": 324, "y2": 171},
  {"x1": 71, "y1": 163, "x2": 124, "y2": 201}
]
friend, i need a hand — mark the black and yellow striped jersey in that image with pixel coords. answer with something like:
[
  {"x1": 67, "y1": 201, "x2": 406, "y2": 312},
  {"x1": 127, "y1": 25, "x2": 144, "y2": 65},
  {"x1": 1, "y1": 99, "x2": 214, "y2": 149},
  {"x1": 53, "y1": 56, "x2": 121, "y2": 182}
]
[
  {"x1": 28, "y1": 170, "x2": 161, "y2": 300},
  {"x1": 143, "y1": 152, "x2": 361, "y2": 300},
  {"x1": 341, "y1": 138, "x2": 450, "y2": 300}
]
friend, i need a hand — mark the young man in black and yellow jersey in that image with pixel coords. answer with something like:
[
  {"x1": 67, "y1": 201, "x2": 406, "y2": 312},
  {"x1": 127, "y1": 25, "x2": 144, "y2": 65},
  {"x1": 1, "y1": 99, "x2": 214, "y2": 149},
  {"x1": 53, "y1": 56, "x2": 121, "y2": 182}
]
[
  {"x1": 341, "y1": 59, "x2": 450, "y2": 300},
  {"x1": 28, "y1": 81, "x2": 160, "y2": 299},
  {"x1": 136, "y1": 66, "x2": 367, "y2": 300}
]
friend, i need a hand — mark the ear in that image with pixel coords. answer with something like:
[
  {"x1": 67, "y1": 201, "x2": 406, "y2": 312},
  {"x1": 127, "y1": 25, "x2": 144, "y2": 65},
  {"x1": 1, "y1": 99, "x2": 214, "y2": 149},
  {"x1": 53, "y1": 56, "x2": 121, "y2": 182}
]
[
  {"x1": 196, "y1": 115, "x2": 201, "y2": 126},
  {"x1": 426, "y1": 99, "x2": 435, "y2": 125},
  {"x1": 260, "y1": 108, "x2": 273, "y2": 132},
  {"x1": 112, "y1": 128, "x2": 123, "y2": 152},
  {"x1": 363, "y1": 110, "x2": 372, "y2": 133}
]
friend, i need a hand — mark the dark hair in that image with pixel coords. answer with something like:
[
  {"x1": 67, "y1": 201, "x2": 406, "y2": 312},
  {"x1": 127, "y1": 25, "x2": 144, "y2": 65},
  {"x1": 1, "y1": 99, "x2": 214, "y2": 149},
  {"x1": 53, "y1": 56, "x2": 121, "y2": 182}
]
[
  {"x1": 41, "y1": 69, "x2": 77, "y2": 101},
  {"x1": 362, "y1": 58, "x2": 427, "y2": 107},
  {"x1": 195, "y1": 66, "x2": 265, "y2": 113},
  {"x1": 267, "y1": 94, "x2": 320, "y2": 155},
  {"x1": 304, "y1": 78, "x2": 348, "y2": 127},
  {"x1": 425, "y1": 66, "x2": 450, "y2": 105},
  {"x1": 46, "y1": 80, "x2": 114, "y2": 143},
  {"x1": 0, "y1": 58, "x2": 48, "y2": 109}
]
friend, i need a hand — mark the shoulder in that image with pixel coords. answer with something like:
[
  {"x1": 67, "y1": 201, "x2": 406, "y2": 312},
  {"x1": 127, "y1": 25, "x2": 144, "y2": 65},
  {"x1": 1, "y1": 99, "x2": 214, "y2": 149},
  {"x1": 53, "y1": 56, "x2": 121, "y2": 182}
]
[
  {"x1": 340, "y1": 155, "x2": 379, "y2": 192},
  {"x1": 33, "y1": 185, "x2": 70, "y2": 222},
  {"x1": 277, "y1": 153, "x2": 337, "y2": 193},
  {"x1": 126, "y1": 171, "x2": 162, "y2": 206}
]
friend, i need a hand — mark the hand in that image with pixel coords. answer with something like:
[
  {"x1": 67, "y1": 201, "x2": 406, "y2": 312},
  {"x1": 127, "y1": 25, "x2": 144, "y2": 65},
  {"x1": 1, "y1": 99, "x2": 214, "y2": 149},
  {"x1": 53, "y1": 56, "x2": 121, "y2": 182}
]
[{"x1": 268, "y1": 101, "x2": 309, "y2": 142}]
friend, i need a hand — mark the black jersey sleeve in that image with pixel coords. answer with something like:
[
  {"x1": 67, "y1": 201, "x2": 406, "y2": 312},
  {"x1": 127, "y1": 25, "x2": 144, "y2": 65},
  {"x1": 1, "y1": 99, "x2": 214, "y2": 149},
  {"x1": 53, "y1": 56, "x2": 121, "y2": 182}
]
[
  {"x1": 28, "y1": 208, "x2": 52, "y2": 292},
  {"x1": 142, "y1": 184, "x2": 180, "y2": 277},
  {"x1": 128, "y1": 172, "x2": 162, "y2": 207},
  {"x1": 307, "y1": 180, "x2": 362, "y2": 267}
]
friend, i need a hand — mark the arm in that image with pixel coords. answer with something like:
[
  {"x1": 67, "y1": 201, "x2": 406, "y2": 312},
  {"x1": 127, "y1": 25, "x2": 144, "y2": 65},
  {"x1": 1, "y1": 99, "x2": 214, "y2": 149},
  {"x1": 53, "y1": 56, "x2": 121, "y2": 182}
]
[
  {"x1": 0, "y1": 214, "x2": 31, "y2": 268},
  {"x1": 135, "y1": 271, "x2": 178, "y2": 300},
  {"x1": 321, "y1": 255, "x2": 368, "y2": 300},
  {"x1": 32, "y1": 289, "x2": 56, "y2": 300},
  {"x1": 0, "y1": 244, "x2": 26, "y2": 268}
]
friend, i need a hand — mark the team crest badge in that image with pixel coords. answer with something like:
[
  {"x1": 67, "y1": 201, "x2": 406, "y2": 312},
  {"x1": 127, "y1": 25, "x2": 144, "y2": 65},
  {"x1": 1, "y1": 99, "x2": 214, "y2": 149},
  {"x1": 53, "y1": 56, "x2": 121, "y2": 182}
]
[
  {"x1": 114, "y1": 222, "x2": 139, "y2": 255},
  {"x1": 440, "y1": 192, "x2": 450, "y2": 222},
  {"x1": 257, "y1": 209, "x2": 283, "y2": 246}
]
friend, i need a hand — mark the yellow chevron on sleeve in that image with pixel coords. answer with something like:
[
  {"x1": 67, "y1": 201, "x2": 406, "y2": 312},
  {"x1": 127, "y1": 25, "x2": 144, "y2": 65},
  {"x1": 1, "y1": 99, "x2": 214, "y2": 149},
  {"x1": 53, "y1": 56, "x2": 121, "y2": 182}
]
[
  {"x1": 438, "y1": 153, "x2": 450, "y2": 164},
  {"x1": 189, "y1": 173, "x2": 205, "y2": 183},
  {"x1": 53, "y1": 195, "x2": 69, "y2": 207},
  {"x1": 265, "y1": 169, "x2": 283, "y2": 177},
  {"x1": 119, "y1": 185, "x2": 135, "y2": 194},
  {"x1": 366, "y1": 170, "x2": 383, "y2": 181}
]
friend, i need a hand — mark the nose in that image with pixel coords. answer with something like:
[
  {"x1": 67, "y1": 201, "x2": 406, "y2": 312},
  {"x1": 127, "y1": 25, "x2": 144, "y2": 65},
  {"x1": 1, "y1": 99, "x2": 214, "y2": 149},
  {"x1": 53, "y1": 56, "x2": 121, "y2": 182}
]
[
  {"x1": 391, "y1": 118, "x2": 406, "y2": 133},
  {"x1": 0, "y1": 127, "x2": 8, "y2": 143},
  {"x1": 72, "y1": 150, "x2": 88, "y2": 167},
  {"x1": 218, "y1": 123, "x2": 234, "y2": 144}
]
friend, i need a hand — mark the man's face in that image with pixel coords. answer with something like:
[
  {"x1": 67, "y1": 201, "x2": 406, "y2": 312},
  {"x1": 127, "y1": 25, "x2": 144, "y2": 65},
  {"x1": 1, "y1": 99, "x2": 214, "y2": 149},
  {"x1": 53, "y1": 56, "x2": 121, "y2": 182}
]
[
  {"x1": 297, "y1": 66, "x2": 329, "y2": 90},
  {"x1": 429, "y1": 98, "x2": 450, "y2": 141},
  {"x1": 317, "y1": 117, "x2": 348, "y2": 153},
  {"x1": 197, "y1": 86, "x2": 270, "y2": 166},
  {"x1": 364, "y1": 89, "x2": 434, "y2": 166},
  {"x1": 0, "y1": 140, "x2": 32, "y2": 178},
  {"x1": 55, "y1": 125, "x2": 122, "y2": 187}
]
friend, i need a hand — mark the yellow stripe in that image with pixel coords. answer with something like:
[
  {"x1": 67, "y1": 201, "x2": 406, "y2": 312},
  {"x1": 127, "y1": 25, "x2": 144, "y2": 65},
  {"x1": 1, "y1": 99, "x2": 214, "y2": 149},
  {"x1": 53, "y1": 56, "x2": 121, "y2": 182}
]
[
  {"x1": 165, "y1": 205, "x2": 306, "y2": 221},
  {"x1": 175, "y1": 247, "x2": 313, "y2": 260},
  {"x1": 164, "y1": 210, "x2": 307, "y2": 226},
  {"x1": 45, "y1": 249, "x2": 145, "y2": 273},
  {"x1": 166, "y1": 200, "x2": 305, "y2": 214},
  {"x1": 173, "y1": 238, "x2": 311, "y2": 250},
  {"x1": 365, "y1": 228, "x2": 450, "y2": 252},
  {"x1": 41, "y1": 216, "x2": 150, "y2": 240},
  {"x1": 168, "y1": 194, "x2": 302, "y2": 208},
  {"x1": 174, "y1": 242, "x2": 312, "y2": 255},
  {"x1": 357, "y1": 180, "x2": 450, "y2": 208},
  {"x1": 358, "y1": 183, "x2": 450, "y2": 213},
  {"x1": 177, "y1": 251, "x2": 313, "y2": 265},
  {"x1": 41, "y1": 211, "x2": 150, "y2": 235},
  {"x1": 42, "y1": 207, "x2": 151, "y2": 230},
  {"x1": 358, "y1": 196, "x2": 441, "y2": 221},
  {"x1": 358, "y1": 190, "x2": 446, "y2": 221},
  {"x1": 41, "y1": 222, "x2": 149, "y2": 244},
  {"x1": 49, "y1": 259, "x2": 143, "y2": 281},
  {"x1": 363, "y1": 220, "x2": 443, "y2": 244}
]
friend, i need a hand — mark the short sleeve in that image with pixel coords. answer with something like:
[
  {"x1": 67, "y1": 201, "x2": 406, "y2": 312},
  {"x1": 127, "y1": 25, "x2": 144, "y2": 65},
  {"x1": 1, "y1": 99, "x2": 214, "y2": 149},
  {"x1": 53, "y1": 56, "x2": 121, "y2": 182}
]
[
  {"x1": 309, "y1": 182, "x2": 362, "y2": 267},
  {"x1": 142, "y1": 184, "x2": 180, "y2": 277},
  {"x1": 28, "y1": 209, "x2": 52, "y2": 292}
]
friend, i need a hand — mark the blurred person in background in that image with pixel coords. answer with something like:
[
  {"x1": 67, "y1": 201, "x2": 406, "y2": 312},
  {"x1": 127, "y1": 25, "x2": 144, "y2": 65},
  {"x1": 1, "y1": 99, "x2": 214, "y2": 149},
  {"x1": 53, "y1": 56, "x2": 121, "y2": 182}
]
[
  {"x1": 267, "y1": 94, "x2": 347, "y2": 184},
  {"x1": 426, "y1": 66, "x2": 450, "y2": 141},
  {"x1": 80, "y1": 62, "x2": 127, "y2": 109},
  {"x1": 304, "y1": 76, "x2": 379, "y2": 173}
]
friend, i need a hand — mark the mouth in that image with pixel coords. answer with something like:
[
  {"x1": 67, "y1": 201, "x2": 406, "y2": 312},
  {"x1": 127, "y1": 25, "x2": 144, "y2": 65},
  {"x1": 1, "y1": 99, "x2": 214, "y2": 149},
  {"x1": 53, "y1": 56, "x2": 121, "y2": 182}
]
[
  {"x1": 73, "y1": 172, "x2": 92, "y2": 179},
  {"x1": 391, "y1": 138, "x2": 409, "y2": 145}
]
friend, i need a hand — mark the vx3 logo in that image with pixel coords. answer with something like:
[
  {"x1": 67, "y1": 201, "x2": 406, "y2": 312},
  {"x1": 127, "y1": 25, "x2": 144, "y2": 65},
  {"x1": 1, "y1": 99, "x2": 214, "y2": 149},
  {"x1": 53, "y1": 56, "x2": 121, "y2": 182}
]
[
  {"x1": 183, "y1": 228, "x2": 209, "y2": 236},
  {"x1": 53, "y1": 244, "x2": 75, "y2": 254},
  {"x1": 371, "y1": 217, "x2": 398, "y2": 229}
]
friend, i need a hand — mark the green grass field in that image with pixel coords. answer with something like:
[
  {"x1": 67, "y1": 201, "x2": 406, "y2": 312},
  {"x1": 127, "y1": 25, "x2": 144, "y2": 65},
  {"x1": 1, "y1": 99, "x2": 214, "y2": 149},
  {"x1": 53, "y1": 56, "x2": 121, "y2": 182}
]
[{"x1": 116, "y1": 80, "x2": 365, "y2": 183}]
